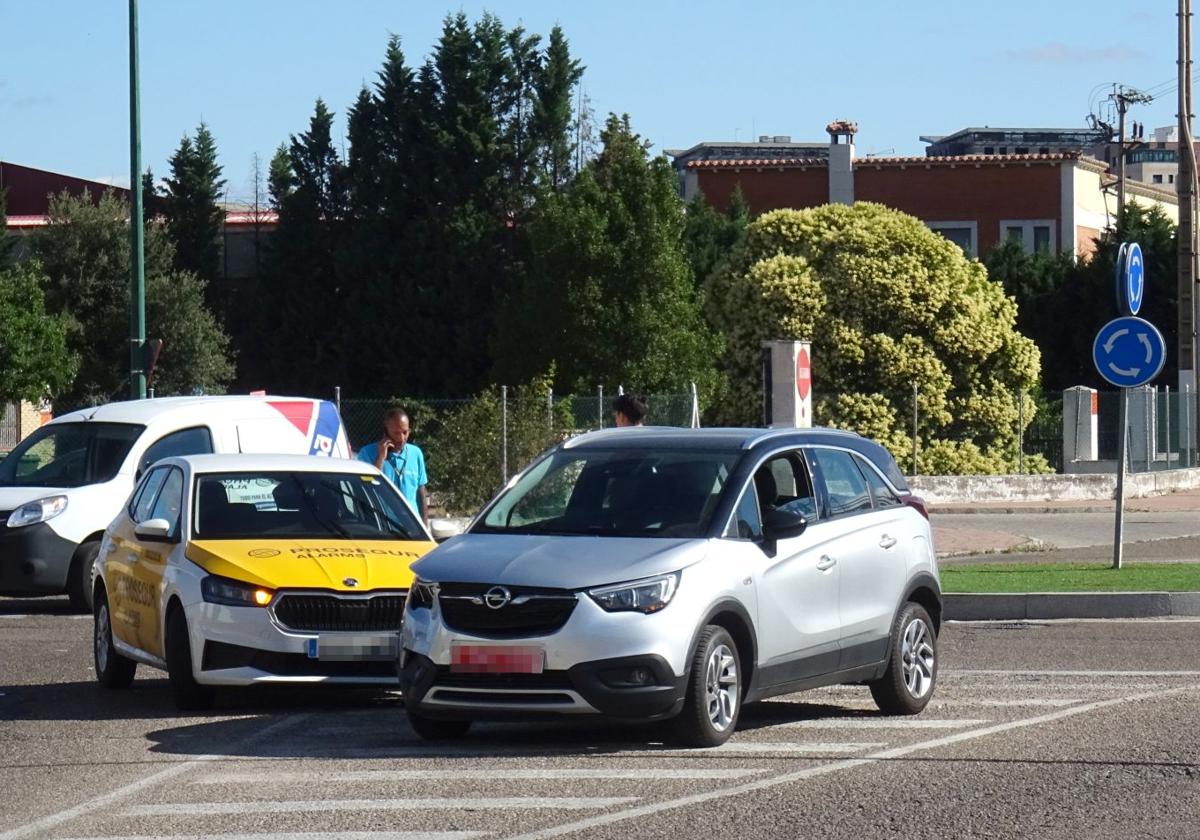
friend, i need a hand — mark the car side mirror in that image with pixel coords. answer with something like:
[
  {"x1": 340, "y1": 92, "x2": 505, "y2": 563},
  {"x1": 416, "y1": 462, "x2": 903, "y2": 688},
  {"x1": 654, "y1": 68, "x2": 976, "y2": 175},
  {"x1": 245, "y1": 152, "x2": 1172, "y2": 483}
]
[
  {"x1": 430, "y1": 518, "x2": 463, "y2": 543},
  {"x1": 761, "y1": 508, "x2": 808, "y2": 541},
  {"x1": 134, "y1": 518, "x2": 176, "y2": 543}
]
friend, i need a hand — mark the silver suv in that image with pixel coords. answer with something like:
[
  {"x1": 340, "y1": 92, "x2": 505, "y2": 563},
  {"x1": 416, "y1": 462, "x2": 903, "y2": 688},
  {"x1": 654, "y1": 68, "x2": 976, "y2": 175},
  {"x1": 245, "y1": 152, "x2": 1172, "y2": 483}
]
[{"x1": 399, "y1": 427, "x2": 940, "y2": 746}]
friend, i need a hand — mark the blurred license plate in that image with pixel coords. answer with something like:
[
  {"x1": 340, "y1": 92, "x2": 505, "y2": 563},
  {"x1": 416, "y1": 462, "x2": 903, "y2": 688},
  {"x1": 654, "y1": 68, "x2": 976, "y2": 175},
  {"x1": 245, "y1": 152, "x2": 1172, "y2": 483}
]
[
  {"x1": 450, "y1": 643, "x2": 544, "y2": 674},
  {"x1": 307, "y1": 634, "x2": 397, "y2": 662}
]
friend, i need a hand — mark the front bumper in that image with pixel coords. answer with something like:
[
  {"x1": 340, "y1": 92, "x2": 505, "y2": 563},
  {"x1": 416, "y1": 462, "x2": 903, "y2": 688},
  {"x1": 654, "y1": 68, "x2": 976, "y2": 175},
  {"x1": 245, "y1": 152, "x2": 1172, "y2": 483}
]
[
  {"x1": 0, "y1": 523, "x2": 77, "y2": 596},
  {"x1": 399, "y1": 650, "x2": 685, "y2": 719},
  {"x1": 186, "y1": 593, "x2": 403, "y2": 686}
]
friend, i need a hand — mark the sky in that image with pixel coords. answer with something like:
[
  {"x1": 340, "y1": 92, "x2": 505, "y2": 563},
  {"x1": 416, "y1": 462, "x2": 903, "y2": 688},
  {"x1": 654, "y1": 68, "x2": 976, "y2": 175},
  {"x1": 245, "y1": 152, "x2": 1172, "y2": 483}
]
[{"x1": 0, "y1": 1, "x2": 1187, "y2": 203}]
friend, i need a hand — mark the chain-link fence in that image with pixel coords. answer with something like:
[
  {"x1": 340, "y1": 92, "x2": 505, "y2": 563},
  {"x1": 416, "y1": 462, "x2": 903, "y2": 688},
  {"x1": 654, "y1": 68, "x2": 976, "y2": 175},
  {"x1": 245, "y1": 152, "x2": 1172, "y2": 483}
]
[{"x1": 337, "y1": 387, "x2": 699, "y2": 515}]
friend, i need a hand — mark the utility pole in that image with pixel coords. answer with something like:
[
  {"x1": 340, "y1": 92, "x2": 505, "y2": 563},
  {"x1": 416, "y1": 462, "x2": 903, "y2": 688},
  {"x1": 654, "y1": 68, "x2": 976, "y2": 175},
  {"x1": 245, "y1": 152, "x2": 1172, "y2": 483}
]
[
  {"x1": 128, "y1": 0, "x2": 146, "y2": 400},
  {"x1": 1111, "y1": 84, "x2": 1153, "y2": 221},
  {"x1": 1179, "y1": 0, "x2": 1200, "y2": 436}
]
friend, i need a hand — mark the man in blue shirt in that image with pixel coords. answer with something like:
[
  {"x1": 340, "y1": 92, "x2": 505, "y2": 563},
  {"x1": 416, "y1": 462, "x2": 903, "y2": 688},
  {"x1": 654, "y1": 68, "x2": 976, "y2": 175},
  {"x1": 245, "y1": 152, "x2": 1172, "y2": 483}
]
[{"x1": 357, "y1": 407, "x2": 428, "y2": 524}]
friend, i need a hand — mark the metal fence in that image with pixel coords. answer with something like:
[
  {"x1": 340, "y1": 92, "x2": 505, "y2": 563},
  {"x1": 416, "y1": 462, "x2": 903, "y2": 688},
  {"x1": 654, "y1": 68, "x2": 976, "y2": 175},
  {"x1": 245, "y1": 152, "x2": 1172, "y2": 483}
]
[
  {"x1": 337, "y1": 387, "x2": 699, "y2": 515},
  {"x1": 1096, "y1": 387, "x2": 1199, "y2": 472}
]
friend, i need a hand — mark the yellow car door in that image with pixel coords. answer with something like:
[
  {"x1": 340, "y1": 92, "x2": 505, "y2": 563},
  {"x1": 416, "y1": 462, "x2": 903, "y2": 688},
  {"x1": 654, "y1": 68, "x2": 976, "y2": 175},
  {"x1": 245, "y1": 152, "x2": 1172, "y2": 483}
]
[
  {"x1": 126, "y1": 465, "x2": 185, "y2": 659},
  {"x1": 107, "y1": 467, "x2": 170, "y2": 652}
]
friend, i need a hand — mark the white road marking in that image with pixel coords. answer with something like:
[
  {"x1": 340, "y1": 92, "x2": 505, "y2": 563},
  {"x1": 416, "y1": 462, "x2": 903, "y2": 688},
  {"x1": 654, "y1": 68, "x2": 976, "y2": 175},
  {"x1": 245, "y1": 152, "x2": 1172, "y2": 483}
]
[
  {"x1": 124, "y1": 797, "x2": 637, "y2": 817},
  {"x1": 504, "y1": 683, "x2": 1200, "y2": 840},
  {"x1": 0, "y1": 713, "x2": 316, "y2": 840},
  {"x1": 194, "y1": 768, "x2": 765, "y2": 784},
  {"x1": 938, "y1": 698, "x2": 1083, "y2": 708},
  {"x1": 952, "y1": 668, "x2": 1200, "y2": 677},
  {"x1": 781, "y1": 718, "x2": 988, "y2": 729},
  {"x1": 672, "y1": 742, "x2": 885, "y2": 755},
  {"x1": 56, "y1": 835, "x2": 487, "y2": 840}
]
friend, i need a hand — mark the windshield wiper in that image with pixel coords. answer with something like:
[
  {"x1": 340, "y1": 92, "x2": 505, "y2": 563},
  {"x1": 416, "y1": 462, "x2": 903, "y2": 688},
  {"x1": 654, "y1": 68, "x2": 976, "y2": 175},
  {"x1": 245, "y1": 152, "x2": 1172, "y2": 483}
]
[{"x1": 318, "y1": 478, "x2": 419, "y2": 540}]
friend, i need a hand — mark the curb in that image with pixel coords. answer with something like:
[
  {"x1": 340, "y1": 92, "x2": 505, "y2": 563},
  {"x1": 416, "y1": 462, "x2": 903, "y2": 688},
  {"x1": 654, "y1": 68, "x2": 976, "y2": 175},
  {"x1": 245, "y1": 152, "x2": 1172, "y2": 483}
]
[
  {"x1": 932, "y1": 506, "x2": 1115, "y2": 515},
  {"x1": 944, "y1": 592, "x2": 1200, "y2": 621}
]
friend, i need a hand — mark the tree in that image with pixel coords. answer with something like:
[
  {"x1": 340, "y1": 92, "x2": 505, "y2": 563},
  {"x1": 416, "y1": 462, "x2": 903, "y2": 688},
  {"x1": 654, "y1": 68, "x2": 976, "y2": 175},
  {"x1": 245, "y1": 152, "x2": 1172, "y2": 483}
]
[
  {"x1": 163, "y1": 123, "x2": 227, "y2": 292},
  {"x1": 705, "y1": 203, "x2": 1043, "y2": 474},
  {"x1": 983, "y1": 201, "x2": 1177, "y2": 393},
  {"x1": 248, "y1": 100, "x2": 346, "y2": 392},
  {"x1": 682, "y1": 187, "x2": 750, "y2": 288},
  {"x1": 0, "y1": 256, "x2": 77, "y2": 404},
  {"x1": 531, "y1": 26, "x2": 584, "y2": 190},
  {"x1": 495, "y1": 114, "x2": 722, "y2": 397},
  {"x1": 33, "y1": 190, "x2": 234, "y2": 408}
]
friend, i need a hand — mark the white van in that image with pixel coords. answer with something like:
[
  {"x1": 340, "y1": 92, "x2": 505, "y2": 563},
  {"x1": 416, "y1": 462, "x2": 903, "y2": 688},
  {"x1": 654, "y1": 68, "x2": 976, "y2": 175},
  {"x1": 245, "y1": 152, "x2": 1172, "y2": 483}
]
[{"x1": 0, "y1": 396, "x2": 350, "y2": 611}]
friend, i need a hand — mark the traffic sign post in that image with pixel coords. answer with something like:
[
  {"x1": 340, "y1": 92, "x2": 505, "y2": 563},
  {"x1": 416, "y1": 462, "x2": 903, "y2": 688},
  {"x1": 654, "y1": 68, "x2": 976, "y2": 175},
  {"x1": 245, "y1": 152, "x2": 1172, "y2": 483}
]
[{"x1": 1095, "y1": 243, "x2": 1164, "y2": 569}]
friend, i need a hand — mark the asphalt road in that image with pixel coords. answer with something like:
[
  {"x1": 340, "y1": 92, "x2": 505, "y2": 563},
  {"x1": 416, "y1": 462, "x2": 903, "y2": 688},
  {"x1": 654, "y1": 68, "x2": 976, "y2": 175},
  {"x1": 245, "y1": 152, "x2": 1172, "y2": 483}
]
[{"x1": 2, "y1": 599, "x2": 1198, "y2": 840}]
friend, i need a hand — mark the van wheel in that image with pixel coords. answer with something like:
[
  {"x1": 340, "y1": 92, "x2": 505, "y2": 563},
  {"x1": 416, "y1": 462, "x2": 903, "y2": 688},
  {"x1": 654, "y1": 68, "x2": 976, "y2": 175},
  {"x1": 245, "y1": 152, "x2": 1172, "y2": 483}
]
[
  {"x1": 94, "y1": 590, "x2": 136, "y2": 689},
  {"x1": 165, "y1": 607, "x2": 215, "y2": 711},
  {"x1": 671, "y1": 625, "x2": 741, "y2": 747},
  {"x1": 67, "y1": 541, "x2": 100, "y2": 613},
  {"x1": 870, "y1": 602, "x2": 938, "y2": 715},
  {"x1": 406, "y1": 709, "x2": 471, "y2": 740}
]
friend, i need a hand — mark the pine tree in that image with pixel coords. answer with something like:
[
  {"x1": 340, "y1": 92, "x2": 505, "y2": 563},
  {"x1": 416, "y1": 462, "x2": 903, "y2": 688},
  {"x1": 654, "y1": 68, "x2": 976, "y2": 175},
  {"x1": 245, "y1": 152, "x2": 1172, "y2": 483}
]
[
  {"x1": 267, "y1": 143, "x2": 294, "y2": 208},
  {"x1": 163, "y1": 123, "x2": 226, "y2": 288},
  {"x1": 531, "y1": 26, "x2": 583, "y2": 190}
]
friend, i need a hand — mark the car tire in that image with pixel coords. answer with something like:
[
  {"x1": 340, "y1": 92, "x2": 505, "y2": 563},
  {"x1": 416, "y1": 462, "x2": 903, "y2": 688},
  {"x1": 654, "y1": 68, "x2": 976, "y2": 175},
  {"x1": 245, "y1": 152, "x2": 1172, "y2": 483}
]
[
  {"x1": 67, "y1": 540, "x2": 100, "y2": 613},
  {"x1": 94, "y1": 589, "x2": 136, "y2": 689},
  {"x1": 406, "y1": 709, "x2": 472, "y2": 740},
  {"x1": 165, "y1": 606, "x2": 215, "y2": 712},
  {"x1": 870, "y1": 601, "x2": 938, "y2": 715},
  {"x1": 671, "y1": 625, "x2": 741, "y2": 748}
]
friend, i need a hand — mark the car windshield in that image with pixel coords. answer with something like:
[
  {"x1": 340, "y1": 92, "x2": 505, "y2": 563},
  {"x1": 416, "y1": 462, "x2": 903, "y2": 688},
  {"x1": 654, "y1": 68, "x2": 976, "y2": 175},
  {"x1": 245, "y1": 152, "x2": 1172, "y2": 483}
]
[
  {"x1": 475, "y1": 447, "x2": 741, "y2": 538},
  {"x1": 192, "y1": 470, "x2": 426, "y2": 541},
  {"x1": 0, "y1": 422, "x2": 145, "y2": 488}
]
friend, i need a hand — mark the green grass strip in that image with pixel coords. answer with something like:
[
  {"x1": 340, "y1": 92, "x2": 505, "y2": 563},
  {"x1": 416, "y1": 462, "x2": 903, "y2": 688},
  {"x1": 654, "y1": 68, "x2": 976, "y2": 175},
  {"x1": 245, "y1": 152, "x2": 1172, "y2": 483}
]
[{"x1": 941, "y1": 562, "x2": 1200, "y2": 593}]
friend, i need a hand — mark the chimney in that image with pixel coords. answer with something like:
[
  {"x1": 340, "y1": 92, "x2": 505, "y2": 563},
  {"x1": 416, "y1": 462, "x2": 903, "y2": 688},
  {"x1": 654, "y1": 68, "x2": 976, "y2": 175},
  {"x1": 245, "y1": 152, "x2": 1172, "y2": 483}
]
[{"x1": 826, "y1": 119, "x2": 858, "y2": 205}]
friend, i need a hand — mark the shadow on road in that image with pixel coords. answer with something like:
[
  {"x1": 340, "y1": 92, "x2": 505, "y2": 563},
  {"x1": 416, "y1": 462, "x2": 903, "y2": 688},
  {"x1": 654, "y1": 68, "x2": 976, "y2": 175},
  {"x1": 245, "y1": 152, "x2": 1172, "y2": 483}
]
[{"x1": 0, "y1": 596, "x2": 81, "y2": 616}]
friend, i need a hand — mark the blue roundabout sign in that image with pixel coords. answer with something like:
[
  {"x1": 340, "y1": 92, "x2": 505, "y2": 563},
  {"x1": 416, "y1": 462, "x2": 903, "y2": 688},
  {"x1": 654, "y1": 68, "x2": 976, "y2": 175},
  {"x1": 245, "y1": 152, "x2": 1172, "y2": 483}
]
[{"x1": 1092, "y1": 315, "x2": 1166, "y2": 388}]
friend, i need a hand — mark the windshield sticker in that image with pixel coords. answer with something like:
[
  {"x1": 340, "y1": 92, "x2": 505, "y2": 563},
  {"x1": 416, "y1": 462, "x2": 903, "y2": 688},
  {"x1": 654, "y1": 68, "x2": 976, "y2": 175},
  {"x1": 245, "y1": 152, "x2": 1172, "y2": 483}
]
[{"x1": 360, "y1": 475, "x2": 379, "y2": 483}]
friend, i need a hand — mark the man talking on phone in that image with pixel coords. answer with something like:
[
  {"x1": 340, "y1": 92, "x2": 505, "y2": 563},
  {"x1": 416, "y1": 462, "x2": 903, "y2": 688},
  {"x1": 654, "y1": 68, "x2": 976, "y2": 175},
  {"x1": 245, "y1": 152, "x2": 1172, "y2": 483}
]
[{"x1": 356, "y1": 407, "x2": 428, "y2": 524}]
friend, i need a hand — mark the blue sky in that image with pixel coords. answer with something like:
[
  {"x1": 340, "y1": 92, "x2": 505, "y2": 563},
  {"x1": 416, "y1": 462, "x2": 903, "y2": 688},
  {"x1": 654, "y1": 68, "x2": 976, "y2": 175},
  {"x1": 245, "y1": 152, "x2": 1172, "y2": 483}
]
[{"x1": 0, "y1": 1, "x2": 1184, "y2": 202}]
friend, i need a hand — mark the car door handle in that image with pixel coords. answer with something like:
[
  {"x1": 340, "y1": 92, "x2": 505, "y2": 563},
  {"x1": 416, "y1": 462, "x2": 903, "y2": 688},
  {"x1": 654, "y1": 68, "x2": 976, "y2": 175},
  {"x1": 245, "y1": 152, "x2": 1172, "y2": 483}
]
[
  {"x1": 879, "y1": 534, "x2": 897, "y2": 549},
  {"x1": 816, "y1": 555, "x2": 837, "y2": 571}
]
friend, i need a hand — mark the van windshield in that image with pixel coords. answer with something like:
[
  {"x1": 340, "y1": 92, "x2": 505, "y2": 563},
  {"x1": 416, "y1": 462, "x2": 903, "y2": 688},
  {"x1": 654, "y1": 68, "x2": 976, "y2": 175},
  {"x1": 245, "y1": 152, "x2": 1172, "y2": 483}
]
[{"x1": 0, "y1": 423, "x2": 145, "y2": 488}]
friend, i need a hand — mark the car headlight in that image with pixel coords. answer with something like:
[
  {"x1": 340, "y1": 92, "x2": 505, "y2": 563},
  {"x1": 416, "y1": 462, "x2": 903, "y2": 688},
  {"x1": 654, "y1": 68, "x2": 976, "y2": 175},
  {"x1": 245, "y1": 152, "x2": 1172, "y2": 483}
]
[
  {"x1": 406, "y1": 578, "x2": 438, "y2": 611},
  {"x1": 586, "y1": 572, "x2": 680, "y2": 614},
  {"x1": 6, "y1": 495, "x2": 68, "y2": 529},
  {"x1": 200, "y1": 575, "x2": 274, "y2": 607}
]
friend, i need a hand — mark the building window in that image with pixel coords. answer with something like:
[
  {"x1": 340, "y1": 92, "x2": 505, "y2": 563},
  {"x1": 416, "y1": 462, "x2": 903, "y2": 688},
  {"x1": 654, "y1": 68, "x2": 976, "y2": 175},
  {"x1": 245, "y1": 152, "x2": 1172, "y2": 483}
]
[
  {"x1": 1153, "y1": 174, "x2": 1164, "y2": 184},
  {"x1": 998, "y1": 146, "x2": 1008, "y2": 154},
  {"x1": 926, "y1": 221, "x2": 978, "y2": 257},
  {"x1": 1170, "y1": 174, "x2": 1176, "y2": 184},
  {"x1": 1039, "y1": 147, "x2": 1050, "y2": 154},
  {"x1": 1000, "y1": 220, "x2": 1056, "y2": 255},
  {"x1": 1015, "y1": 147, "x2": 1029, "y2": 154},
  {"x1": 983, "y1": 146, "x2": 995, "y2": 155}
]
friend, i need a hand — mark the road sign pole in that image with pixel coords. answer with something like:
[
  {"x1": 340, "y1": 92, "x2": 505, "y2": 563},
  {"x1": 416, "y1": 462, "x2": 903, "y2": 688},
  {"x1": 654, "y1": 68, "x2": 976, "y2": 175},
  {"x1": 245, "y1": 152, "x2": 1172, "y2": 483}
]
[{"x1": 1113, "y1": 387, "x2": 1129, "y2": 570}]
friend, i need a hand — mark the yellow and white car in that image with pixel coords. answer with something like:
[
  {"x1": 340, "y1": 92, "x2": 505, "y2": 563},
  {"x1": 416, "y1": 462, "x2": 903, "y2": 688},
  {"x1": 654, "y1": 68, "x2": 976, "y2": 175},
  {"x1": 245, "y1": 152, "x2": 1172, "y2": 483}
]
[{"x1": 93, "y1": 453, "x2": 437, "y2": 709}]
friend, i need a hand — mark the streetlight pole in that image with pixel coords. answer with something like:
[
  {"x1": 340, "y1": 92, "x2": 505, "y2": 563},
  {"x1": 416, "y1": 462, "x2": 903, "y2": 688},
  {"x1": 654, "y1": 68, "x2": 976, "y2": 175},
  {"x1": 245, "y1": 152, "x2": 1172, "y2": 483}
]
[{"x1": 128, "y1": 0, "x2": 146, "y2": 400}]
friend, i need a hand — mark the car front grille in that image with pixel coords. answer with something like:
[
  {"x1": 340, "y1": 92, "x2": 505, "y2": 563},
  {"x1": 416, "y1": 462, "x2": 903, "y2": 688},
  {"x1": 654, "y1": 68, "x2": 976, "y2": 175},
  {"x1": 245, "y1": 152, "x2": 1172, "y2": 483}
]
[
  {"x1": 272, "y1": 592, "x2": 407, "y2": 632},
  {"x1": 436, "y1": 583, "x2": 577, "y2": 638}
]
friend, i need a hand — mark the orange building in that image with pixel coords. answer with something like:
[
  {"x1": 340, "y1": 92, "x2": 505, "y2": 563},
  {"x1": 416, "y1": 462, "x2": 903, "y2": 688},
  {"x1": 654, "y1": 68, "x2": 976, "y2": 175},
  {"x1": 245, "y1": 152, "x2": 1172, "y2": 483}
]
[{"x1": 679, "y1": 121, "x2": 1179, "y2": 260}]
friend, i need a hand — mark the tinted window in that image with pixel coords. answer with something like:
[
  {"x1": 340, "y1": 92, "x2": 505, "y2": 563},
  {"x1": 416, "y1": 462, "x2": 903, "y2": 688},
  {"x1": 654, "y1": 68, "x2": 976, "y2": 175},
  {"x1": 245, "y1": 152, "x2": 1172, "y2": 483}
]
[
  {"x1": 131, "y1": 467, "x2": 170, "y2": 523},
  {"x1": 478, "y1": 448, "x2": 739, "y2": 539},
  {"x1": 139, "y1": 427, "x2": 213, "y2": 475},
  {"x1": 856, "y1": 454, "x2": 902, "y2": 508},
  {"x1": 810, "y1": 448, "x2": 873, "y2": 517},
  {"x1": 193, "y1": 471, "x2": 425, "y2": 541},
  {"x1": 753, "y1": 452, "x2": 818, "y2": 521},
  {"x1": 148, "y1": 468, "x2": 184, "y2": 532},
  {"x1": 0, "y1": 423, "x2": 144, "y2": 488}
]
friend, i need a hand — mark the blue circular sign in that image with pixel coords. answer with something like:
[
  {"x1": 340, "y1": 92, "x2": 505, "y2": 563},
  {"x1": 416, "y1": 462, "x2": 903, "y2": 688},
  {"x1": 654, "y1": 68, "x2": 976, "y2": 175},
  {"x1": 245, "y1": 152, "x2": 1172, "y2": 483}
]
[
  {"x1": 1092, "y1": 315, "x2": 1165, "y2": 388},
  {"x1": 1116, "y1": 241, "x2": 1144, "y2": 315}
]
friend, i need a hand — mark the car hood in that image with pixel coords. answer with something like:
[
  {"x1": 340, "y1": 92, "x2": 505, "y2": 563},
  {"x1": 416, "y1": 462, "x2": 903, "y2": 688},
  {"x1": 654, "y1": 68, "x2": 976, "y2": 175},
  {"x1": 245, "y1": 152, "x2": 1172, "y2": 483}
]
[
  {"x1": 186, "y1": 538, "x2": 435, "y2": 591},
  {"x1": 411, "y1": 533, "x2": 710, "y2": 590}
]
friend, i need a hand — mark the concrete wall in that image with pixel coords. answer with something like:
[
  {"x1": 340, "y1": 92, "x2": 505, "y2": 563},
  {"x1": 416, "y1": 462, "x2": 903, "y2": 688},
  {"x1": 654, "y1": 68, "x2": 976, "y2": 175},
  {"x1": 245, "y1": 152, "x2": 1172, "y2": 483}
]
[{"x1": 910, "y1": 467, "x2": 1200, "y2": 503}]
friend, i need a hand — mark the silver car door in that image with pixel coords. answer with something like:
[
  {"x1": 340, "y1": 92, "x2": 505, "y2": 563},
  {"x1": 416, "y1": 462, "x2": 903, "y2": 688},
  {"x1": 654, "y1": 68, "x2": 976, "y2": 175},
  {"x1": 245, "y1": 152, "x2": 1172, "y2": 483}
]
[
  {"x1": 807, "y1": 446, "x2": 907, "y2": 670},
  {"x1": 746, "y1": 451, "x2": 841, "y2": 683}
]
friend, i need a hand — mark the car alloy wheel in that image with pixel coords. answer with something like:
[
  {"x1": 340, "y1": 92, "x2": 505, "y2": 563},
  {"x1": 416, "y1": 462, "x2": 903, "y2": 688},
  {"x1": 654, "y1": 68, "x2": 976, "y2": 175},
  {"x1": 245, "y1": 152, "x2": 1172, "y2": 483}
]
[
  {"x1": 705, "y1": 643, "x2": 739, "y2": 732},
  {"x1": 901, "y1": 616, "x2": 935, "y2": 699}
]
